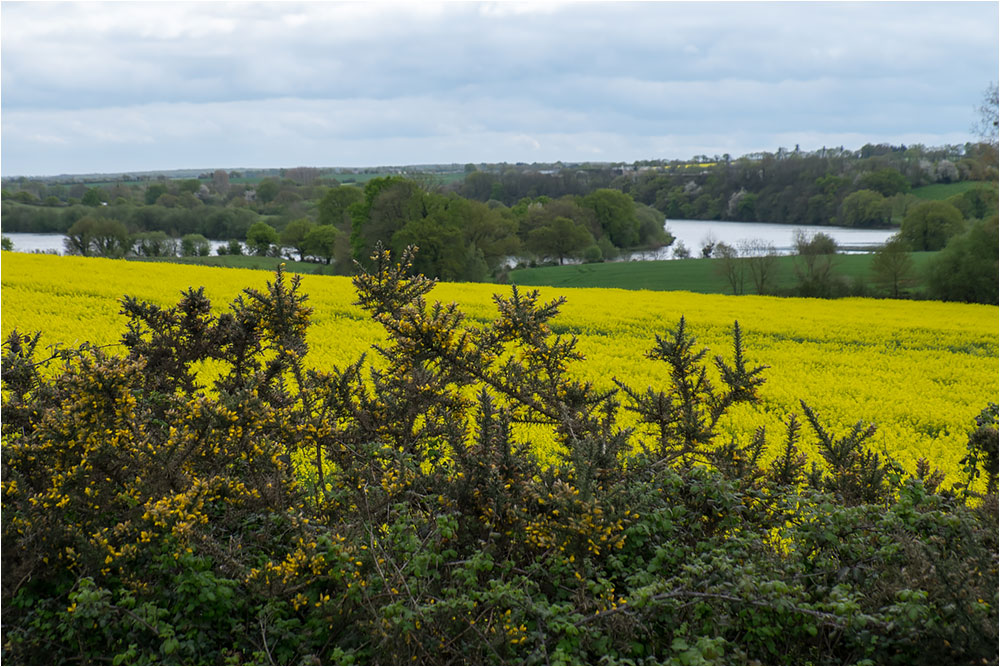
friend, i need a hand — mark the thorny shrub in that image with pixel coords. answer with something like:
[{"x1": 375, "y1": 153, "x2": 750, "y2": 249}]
[{"x1": 2, "y1": 247, "x2": 997, "y2": 665}]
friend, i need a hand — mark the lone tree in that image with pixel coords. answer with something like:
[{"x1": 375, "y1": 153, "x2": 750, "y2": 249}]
[
  {"x1": 870, "y1": 234, "x2": 915, "y2": 298},
  {"x1": 713, "y1": 242, "x2": 746, "y2": 295},
  {"x1": 793, "y1": 230, "x2": 841, "y2": 297},
  {"x1": 740, "y1": 239, "x2": 780, "y2": 295}
]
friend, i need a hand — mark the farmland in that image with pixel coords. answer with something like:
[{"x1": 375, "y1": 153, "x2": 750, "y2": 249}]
[
  {"x1": 508, "y1": 251, "x2": 939, "y2": 294},
  {"x1": 3, "y1": 249, "x2": 997, "y2": 665},
  {"x1": 3, "y1": 251, "x2": 995, "y2": 484}
]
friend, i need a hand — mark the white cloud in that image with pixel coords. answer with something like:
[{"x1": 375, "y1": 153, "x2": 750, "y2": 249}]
[{"x1": 1, "y1": 1, "x2": 996, "y2": 175}]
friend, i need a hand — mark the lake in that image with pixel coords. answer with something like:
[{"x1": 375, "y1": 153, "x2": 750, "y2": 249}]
[
  {"x1": 626, "y1": 219, "x2": 897, "y2": 260},
  {"x1": 1, "y1": 232, "x2": 233, "y2": 255}
]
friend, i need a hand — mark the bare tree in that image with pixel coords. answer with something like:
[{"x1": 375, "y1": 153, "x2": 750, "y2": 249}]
[
  {"x1": 870, "y1": 234, "x2": 915, "y2": 298},
  {"x1": 713, "y1": 242, "x2": 746, "y2": 295},
  {"x1": 739, "y1": 239, "x2": 780, "y2": 295},
  {"x1": 793, "y1": 229, "x2": 841, "y2": 297},
  {"x1": 974, "y1": 82, "x2": 999, "y2": 145}
]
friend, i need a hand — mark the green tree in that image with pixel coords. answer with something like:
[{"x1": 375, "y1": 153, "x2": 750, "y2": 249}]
[
  {"x1": 181, "y1": 233, "x2": 211, "y2": 257},
  {"x1": 870, "y1": 234, "x2": 915, "y2": 298},
  {"x1": 246, "y1": 221, "x2": 278, "y2": 256},
  {"x1": 926, "y1": 218, "x2": 999, "y2": 304},
  {"x1": 856, "y1": 168, "x2": 910, "y2": 197},
  {"x1": 254, "y1": 179, "x2": 280, "y2": 204},
  {"x1": 280, "y1": 218, "x2": 316, "y2": 261},
  {"x1": 900, "y1": 201, "x2": 964, "y2": 251},
  {"x1": 527, "y1": 216, "x2": 595, "y2": 265},
  {"x1": 433, "y1": 194, "x2": 519, "y2": 272},
  {"x1": 582, "y1": 188, "x2": 640, "y2": 247},
  {"x1": 81, "y1": 188, "x2": 104, "y2": 207},
  {"x1": 350, "y1": 176, "x2": 424, "y2": 265},
  {"x1": 793, "y1": 230, "x2": 842, "y2": 297},
  {"x1": 392, "y1": 216, "x2": 468, "y2": 280},
  {"x1": 303, "y1": 224, "x2": 342, "y2": 265},
  {"x1": 64, "y1": 217, "x2": 130, "y2": 257},
  {"x1": 945, "y1": 184, "x2": 999, "y2": 221},
  {"x1": 133, "y1": 231, "x2": 177, "y2": 258},
  {"x1": 318, "y1": 186, "x2": 363, "y2": 228},
  {"x1": 178, "y1": 179, "x2": 201, "y2": 194},
  {"x1": 90, "y1": 219, "x2": 132, "y2": 257},
  {"x1": 839, "y1": 189, "x2": 889, "y2": 227},
  {"x1": 144, "y1": 183, "x2": 168, "y2": 205},
  {"x1": 2, "y1": 236, "x2": 13, "y2": 251},
  {"x1": 460, "y1": 171, "x2": 496, "y2": 201},
  {"x1": 635, "y1": 203, "x2": 672, "y2": 247}
]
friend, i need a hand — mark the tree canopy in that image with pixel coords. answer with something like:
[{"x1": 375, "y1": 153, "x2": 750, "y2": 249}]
[{"x1": 900, "y1": 201, "x2": 964, "y2": 251}]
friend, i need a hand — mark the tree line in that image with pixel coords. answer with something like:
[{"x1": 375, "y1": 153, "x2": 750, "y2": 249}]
[
  {"x1": 1, "y1": 141, "x2": 996, "y2": 301},
  {"x1": 2, "y1": 175, "x2": 672, "y2": 283}
]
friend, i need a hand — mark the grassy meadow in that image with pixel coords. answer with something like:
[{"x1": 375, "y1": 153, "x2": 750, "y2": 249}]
[
  {"x1": 910, "y1": 180, "x2": 986, "y2": 199},
  {"x1": 508, "y1": 252, "x2": 939, "y2": 294},
  {"x1": 3, "y1": 251, "x2": 996, "y2": 487}
]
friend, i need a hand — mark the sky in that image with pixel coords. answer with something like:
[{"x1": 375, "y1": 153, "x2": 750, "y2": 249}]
[{"x1": 1, "y1": 1, "x2": 997, "y2": 177}]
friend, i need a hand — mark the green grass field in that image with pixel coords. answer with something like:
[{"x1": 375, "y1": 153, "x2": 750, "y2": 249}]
[
  {"x1": 910, "y1": 181, "x2": 985, "y2": 200},
  {"x1": 335, "y1": 171, "x2": 466, "y2": 186},
  {"x1": 508, "y1": 252, "x2": 939, "y2": 295},
  {"x1": 143, "y1": 250, "x2": 940, "y2": 296}
]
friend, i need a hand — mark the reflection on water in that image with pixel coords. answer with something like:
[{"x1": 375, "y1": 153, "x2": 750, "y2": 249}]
[{"x1": 628, "y1": 219, "x2": 896, "y2": 260}]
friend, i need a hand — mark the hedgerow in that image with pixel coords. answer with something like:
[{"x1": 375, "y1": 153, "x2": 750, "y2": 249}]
[{"x1": 2, "y1": 247, "x2": 997, "y2": 665}]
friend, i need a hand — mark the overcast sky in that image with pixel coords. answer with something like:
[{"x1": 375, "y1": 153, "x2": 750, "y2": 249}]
[{"x1": 1, "y1": 1, "x2": 997, "y2": 177}]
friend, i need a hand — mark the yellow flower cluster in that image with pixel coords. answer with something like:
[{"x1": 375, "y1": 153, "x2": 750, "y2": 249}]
[
  {"x1": 3, "y1": 252, "x2": 996, "y2": 484},
  {"x1": 523, "y1": 482, "x2": 625, "y2": 556}
]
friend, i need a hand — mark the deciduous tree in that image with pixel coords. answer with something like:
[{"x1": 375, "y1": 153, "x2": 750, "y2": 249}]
[
  {"x1": 900, "y1": 201, "x2": 964, "y2": 251},
  {"x1": 181, "y1": 233, "x2": 211, "y2": 257},
  {"x1": 280, "y1": 218, "x2": 316, "y2": 261},
  {"x1": 303, "y1": 224, "x2": 341, "y2": 265},
  {"x1": 870, "y1": 234, "x2": 915, "y2": 298},
  {"x1": 926, "y1": 217, "x2": 999, "y2": 304},
  {"x1": 246, "y1": 221, "x2": 278, "y2": 256},
  {"x1": 839, "y1": 189, "x2": 889, "y2": 227},
  {"x1": 527, "y1": 216, "x2": 594, "y2": 265}
]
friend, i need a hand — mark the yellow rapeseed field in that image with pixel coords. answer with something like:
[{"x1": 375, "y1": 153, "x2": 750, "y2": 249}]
[{"x1": 2, "y1": 251, "x2": 997, "y2": 484}]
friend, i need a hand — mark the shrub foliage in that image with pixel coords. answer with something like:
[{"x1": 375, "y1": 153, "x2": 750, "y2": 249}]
[{"x1": 2, "y1": 247, "x2": 997, "y2": 665}]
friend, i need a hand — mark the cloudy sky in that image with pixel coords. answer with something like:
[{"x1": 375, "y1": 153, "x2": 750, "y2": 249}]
[{"x1": 1, "y1": 1, "x2": 997, "y2": 177}]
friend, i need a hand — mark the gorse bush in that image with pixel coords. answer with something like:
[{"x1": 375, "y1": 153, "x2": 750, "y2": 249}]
[{"x1": 2, "y1": 247, "x2": 997, "y2": 665}]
